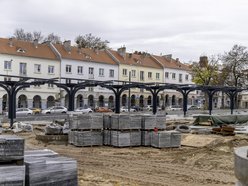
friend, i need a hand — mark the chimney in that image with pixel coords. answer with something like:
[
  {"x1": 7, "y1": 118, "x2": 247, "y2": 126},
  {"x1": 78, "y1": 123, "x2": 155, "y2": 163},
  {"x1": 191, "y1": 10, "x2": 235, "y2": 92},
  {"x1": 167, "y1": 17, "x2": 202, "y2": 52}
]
[
  {"x1": 176, "y1": 58, "x2": 179, "y2": 62},
  {"x1": 164, "y1": 54, "x2": 172, "y2": 62},
  {"x1": 199, "y1": 56, "x2": 208, "y2": 68},
  {"x1": 8, "y1": 38, "x2": 14, "y2": 47},
  {"x1": 63, "y1": 40, "x2": 71, "y2": 52},
  {"x1": 117, "y1": 46, "x2": 126, "y2": 59},
  {"x1": 33, "y1": 39, "x2": 38, "y2": 48}
]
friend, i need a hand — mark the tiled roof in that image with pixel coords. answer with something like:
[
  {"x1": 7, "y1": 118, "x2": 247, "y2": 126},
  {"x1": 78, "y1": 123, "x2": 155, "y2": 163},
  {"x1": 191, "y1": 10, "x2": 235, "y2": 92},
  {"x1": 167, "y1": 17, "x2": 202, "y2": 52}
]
[
  {"x1": 109, "y1": 50, "x2": 163, "y2": 69},
  {"x1": 153, "y1": 55, "x2": 191, "y2": 71},
  {"x1": 54, "y1": 44, "x2": 117, "y2": 65},
  {"x1": 0, "y1": 38, "x2": 58, "y2": 60}
]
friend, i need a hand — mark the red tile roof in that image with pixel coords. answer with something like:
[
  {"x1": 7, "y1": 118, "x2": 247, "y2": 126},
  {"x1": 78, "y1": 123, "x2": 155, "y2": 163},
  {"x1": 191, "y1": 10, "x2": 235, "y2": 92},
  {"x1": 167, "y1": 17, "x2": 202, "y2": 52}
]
[
  {"x1": 54, "y1": 44, "x2": 118, "y2": 65},
  {"x1": 109, "y1": 50, "x2": 163, "y2": 69},
  {"x1": 0, "y1": 38, "x2": 58, "y2": 60}
]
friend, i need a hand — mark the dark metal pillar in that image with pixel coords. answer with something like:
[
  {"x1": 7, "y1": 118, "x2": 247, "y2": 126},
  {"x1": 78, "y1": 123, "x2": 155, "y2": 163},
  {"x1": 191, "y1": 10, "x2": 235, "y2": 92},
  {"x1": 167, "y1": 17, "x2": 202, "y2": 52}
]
[
  {"x1": 115, "y1": 89, "x2": 121, "y2": 114},
  {"x1": 208, "y1": 93, "x2": 213, "y2": 115},
  {"x1": 152, "y1": 92, "x2": 158, "y2": 115},
  {"x1": 182, "y1": 93, "x2": 188, "y2": 117}
]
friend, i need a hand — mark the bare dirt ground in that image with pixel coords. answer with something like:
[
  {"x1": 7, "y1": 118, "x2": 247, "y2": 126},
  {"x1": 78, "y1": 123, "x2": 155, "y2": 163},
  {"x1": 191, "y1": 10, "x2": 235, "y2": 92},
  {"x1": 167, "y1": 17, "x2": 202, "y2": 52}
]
[{"x1": 13, "y1": 127, "x2": 248, "y2": 186}]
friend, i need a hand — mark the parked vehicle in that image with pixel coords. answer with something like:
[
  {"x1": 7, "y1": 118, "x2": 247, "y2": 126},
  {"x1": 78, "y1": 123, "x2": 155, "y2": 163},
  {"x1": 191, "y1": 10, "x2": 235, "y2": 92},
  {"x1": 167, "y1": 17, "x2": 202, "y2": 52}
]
[
  {"x1": 187, "y1": 105, "x2": 201, "y2": 110},
  {"x1": 131, "y1": 106, "x2": 141, "y2": 111},
  {"x1": 29, "y1": 108, "x2": 41, "y2": 114},
  {"x1": 166, "y1": 105, "x2": 182, "y2": 111},
  {"x1": 144, "y1": 105, "x2": 161, "y2": 111},
  {"x1": 41, "y1": 106, "x2": 67, "y2": 114},
  {"x1": 120, "y1": 106, "x2": 136, "y2": 112},
  {"x1": 74, "y1": 107, "x2": 93, "y2": 113},
  {"x1": 16, "y1": 108, "x2": 33, "y2": 116},
  {"x1": 95, "y1": 107, "x2": 112, "y2": 113}
]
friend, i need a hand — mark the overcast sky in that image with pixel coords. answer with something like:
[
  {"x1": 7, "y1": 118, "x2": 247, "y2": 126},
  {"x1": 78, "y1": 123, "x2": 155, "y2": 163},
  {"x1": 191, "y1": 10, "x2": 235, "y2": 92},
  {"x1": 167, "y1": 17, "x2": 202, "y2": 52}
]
[{"x1": 0, "y1": 0, "x2": 248, "y2": 62}]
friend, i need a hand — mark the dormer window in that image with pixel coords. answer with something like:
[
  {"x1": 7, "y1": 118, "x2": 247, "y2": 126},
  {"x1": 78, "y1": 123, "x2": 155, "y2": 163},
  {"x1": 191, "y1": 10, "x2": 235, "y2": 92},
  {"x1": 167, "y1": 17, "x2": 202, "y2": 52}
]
[{"x1": 17, "y1": 48, "x2": 26, "y2": 53}]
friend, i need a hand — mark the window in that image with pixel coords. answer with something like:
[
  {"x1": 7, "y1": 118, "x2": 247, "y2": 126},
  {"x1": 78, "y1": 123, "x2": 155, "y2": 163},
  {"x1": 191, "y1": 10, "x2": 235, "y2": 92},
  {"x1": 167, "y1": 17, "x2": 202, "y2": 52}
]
[
  {"x1": 19, "y1": 63, "x2": 27, "y2": 75},
  {"x1": 88, "y1": 87, "x2": 94, "y2": 92},
  {"x1": 66, "y1": 65, "x2": 72, "y2": 73},
  {"x1": 48, "y1": 83, "x2": 54, "y2": 88},
  {"x1": 48, "y1": 66, "x2": 54, "y2": 74},
  {"x1": 179, "y1": 74, "x2": 182, "y2": 83},
  {"x1": 89, "y1": 67, "x2": 94, "y2": 79},
  {"x1": 140, "y1": 88, "x2": 144, "y2": 93},
  {"x1": 131, "y1": 70, "x2": 136, "y2": 77},
  {"x1": 66, "y1": 79, "x2": 71, "y2": 84},
  {"x1": 185, "y1": 74, "x2": 189, "y2": 81},
  {"x1": 156, "y1": 73, "x2": 160, "y2": 80},
  {"x1": 78, "y1": 66, "x2": 83, "y2": 74},
  {"x1": 123, "y1": 69, "x2": 127, "y2": 76},
  {"x1": 4, "y1": 60, "x2": 11, "y2": 70},
  {"x1": 165, "y1": 72, "x2": 169, "y2": 78},
  {"x1": 89, "y1": 67, "x2": 94, "y2": 74},
  {"x1": 148, "y1": 72, "x2": 152, "y2": 79},
  {"x1": 172, "y1": 73, "x2": 176, "y2": 79},
  {"x1": 99, "y1": 68, "x2": 104, "y2": 76},
  {"x1": 109, "y1": 69, "x2": 114, "y2": 77},
  {"x1": 4, "y1": 77, "x2": 11, "y2": 81},
  {"x1": 140, "y1": 71, "x2": 144, "y2": 81},
  {"x1": 34, "y1": 64, "x2": 41, "y2": 73}
]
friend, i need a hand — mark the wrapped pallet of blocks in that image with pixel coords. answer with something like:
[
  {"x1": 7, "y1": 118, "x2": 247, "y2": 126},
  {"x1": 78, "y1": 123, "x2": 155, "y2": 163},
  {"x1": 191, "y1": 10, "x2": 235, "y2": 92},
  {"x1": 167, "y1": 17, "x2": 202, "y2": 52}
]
[
  {"x1": 25, "y1": 156, "x2": 77, "y2": 186},
  {"x1": 69, "y1": 114, "x2": 103, "y2": 130},
  {"x1": 141, "y1": 130, "x2": 153, "y2": 146},
  {"x1": 73, "y1": 131, "x2": 103, "y2": 146},
  {"x1": 103, "y1": 130, "x2": 111, "y2": 145},
  {"x1": 141, "y1": 115, "x2": 166, "y2": 130},
  {"x1": 25, "y1": 149, "x2": 58, "y2": 158},
  {"x1": 103, "y1": 114, "x2": 111, "y2": 129},
  {"x1": 0, "y1": 165, "x2": 25, "y2": 185},
  {"x1": 111, "y1": 114, "x2": 142, "y2": 130},
  {"x1": 151, "y1": 131, "x2": 181, "y2": 148},
  {"x1": 111, "y1": 130, "x2": 141, "y2": 147},
  {"x1": 0, "y1": 135, "x2": 24, "y2": 162}
]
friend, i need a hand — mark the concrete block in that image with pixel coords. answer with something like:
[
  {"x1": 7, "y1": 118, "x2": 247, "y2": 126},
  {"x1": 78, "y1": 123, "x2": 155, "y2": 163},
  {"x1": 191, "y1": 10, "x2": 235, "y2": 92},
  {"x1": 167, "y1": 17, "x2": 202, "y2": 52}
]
[
  {"x1": 141, "y1": 115, "x2": 166, "y2": 130},
  {"x1": 111, "y1": 114, "x2": 141, "y2": 130},
  {"x1": 0, "y1": 135, "x2": 24, "y2": 161},
  {"x1": 111, "y1": 130, "x2": 141, "y2": 147},
  {"x1": 234, "y1": 146, "x2": 248, "y2": 186},
  {"x1": 73, "y1": 131, "x2": 103, "y2": 146},
  {"x1": 0, "y1": 165, "x2": 25, "y2": 185},
  {"x1": 141, "y1": 130, "x2": 153, "y2": 146},
  {"x1": 25, "y1": 156, "x2": 77, "y2": 186}
]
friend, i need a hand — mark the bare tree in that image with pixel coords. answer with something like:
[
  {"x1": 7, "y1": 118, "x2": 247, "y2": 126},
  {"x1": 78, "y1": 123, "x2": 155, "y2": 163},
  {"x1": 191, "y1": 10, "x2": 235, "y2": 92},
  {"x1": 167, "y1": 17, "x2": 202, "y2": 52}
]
[
  {"x1": 75, "y1": 33, "x2": 109, "y2": 49},
  {"x1": 222, "y1": 44, "x2": 248, "y2": 88},
  {"x1": 44, "y1": 33, "x2": 61, "y2": 44},
  {"x1": 13, "y1": 28, "x2": 43, "y2": 42}
]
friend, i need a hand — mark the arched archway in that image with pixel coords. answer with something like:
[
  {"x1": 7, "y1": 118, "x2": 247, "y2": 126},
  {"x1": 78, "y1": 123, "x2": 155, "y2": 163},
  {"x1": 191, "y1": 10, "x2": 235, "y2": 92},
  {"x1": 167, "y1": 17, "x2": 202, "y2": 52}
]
[
  {"x1": 178, "y1": 98, "x2": 183, "y2": 106},
  {"x1": 88, "y1": 95, "x2": 94, "y2": 108},
  {"x1": 165, "y1": 94, "x2": 169, "y2": 106},
  {"x1": 47, "y1": 96, "x2": 55, "y2": 108},
  {"x1": 139, "y1": 95, "x2": 144, "y2": 107},
  {"x1": 122, "y1": 94, "x2": 127, "y2": 106},
  {"x1": 18, "y1": 94, "x2": 27, "y2": 108},
  {"x1": 99, "y1": 95, "x2": 104, "y2": 107},
  {"x1": 147, "y1": 95, "x2": 152, "y2": 105},
  {"x1": 157, "y1": 96, "x2": 160, "y2": 106},
  {"x1": 108, "y1": 96, "x2": 114, "y2": 108},
  {"x1": 131, "y1": 95, "x2": 136, "y2": 106},
  {"x1": 2, "y1": 94, "x2": 7, "y2": 112},
  {"x1": 76, "y1": 94, "x2": 83, "y2": 108},
  {"x1": 172, "y1": 95, "x2": 176, "y2": 105},
  {"x1": 64, "y1": 94, "x2": 69, "y2": 108},
  {"x1": 33, "y1": 95, "x2": 41, "y2": 108}
]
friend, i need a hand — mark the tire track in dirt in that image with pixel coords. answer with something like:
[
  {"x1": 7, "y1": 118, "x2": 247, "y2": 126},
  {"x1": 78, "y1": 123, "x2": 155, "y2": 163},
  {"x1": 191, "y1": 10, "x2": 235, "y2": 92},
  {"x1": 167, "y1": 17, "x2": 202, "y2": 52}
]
[{"x1": 53, "y1": 147, "x2": 235, "y2": 186}]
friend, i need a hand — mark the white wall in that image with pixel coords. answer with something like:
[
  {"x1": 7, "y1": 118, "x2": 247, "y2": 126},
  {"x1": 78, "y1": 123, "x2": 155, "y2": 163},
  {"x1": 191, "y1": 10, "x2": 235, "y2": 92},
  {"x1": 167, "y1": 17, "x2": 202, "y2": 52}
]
[{"x1": 61, "y1": 58, "x2": 119, "y2": 93}]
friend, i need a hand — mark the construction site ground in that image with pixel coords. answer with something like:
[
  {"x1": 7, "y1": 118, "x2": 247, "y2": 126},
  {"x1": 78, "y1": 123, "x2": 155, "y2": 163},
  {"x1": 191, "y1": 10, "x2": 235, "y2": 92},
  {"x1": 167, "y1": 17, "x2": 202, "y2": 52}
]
[{"x1": 12, "y1": 123, "x2": 248, "y2": 186}]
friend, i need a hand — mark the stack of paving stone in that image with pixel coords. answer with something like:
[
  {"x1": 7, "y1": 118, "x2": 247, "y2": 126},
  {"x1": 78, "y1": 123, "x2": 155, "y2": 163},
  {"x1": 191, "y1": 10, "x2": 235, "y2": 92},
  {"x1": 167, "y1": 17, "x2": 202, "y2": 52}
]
[
  {"x1": 151, "y1": 130, "x2": 181, "y2": 148},
  {"x1": 0, "y1": 135, "x2": 25, "y2": 185},
  {"x1": 103, "y1": 114, "x2": 111, "y2": 145},
  {"x1": 24, "y1": 149, "x2": 77, "y2": 186},
  {"x1": 69, "y1": 114, "x2": 103, "y2": 146},
  {"x1": 141, "y1": 115, "x2": 166, "y2": 146},
  {"x1": 104, "y1": 114, "x2": 142, "y2": 147}
]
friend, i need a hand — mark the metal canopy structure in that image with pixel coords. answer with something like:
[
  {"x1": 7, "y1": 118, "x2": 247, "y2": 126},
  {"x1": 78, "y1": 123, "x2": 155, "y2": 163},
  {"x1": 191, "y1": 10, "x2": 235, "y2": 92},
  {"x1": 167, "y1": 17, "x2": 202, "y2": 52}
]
[{"x1": 0, "y1": 74, "x2": 245, "y2": 127}]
